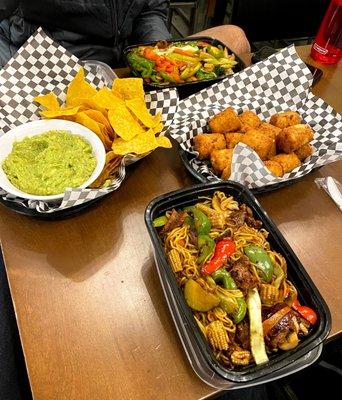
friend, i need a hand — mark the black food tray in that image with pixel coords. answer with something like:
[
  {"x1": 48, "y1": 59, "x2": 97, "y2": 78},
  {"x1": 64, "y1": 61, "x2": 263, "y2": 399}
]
[
  {"x1": 0, "y1": 194, "x2": 109, "y2": 220},
  {"x1": 145, "y1": 181, "x2": 331, "y2": 383},
  {"x1": 123, "y1": 36, "x2": 246, "y2": 98}
]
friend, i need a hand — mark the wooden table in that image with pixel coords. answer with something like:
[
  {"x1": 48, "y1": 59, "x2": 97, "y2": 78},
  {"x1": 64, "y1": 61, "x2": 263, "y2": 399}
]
[{"x1": 0, "y1": 46, "x2": 341, "y2": 400}]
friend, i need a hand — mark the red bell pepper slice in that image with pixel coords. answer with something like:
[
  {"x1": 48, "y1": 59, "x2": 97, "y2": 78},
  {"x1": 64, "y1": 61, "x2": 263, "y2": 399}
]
[
  {"x1": 201, "y1": 238, "x2": 236, "y2": 276},
  {"x1": 292, "y1": 299, "x2": 318, "y2": 325}
]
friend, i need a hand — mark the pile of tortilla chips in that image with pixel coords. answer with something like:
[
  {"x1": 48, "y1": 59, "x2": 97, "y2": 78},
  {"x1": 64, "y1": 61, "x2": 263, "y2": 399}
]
[{"x1": 33, "y1": 68, "x2": 171, "y2": 188}]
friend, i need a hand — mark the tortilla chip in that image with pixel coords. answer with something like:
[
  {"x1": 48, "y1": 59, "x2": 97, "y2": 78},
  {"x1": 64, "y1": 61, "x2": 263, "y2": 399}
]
[
  {"x1": 82, "y1": 109, "x2": 114, "y2": 138},
  {"x1": 112, "y1": 129, "x2": 171, "y2": 155},
  {"x1": 67, "y1": 97, "x2": 107, "y2": 114},
  {"x1": 156, "y1": 136, "x2": 172, "y2": 149},
  {"x1": 93, "y1": 87, "x2": 123, "y2": 109},
  {"x1": 152, "y1": 122, "x2": 164, "y2": 135},
  {"x1": 75, "y1": 112, "x2": 112, "y2": 150},
  {"x1": 125, "y1": 97, "x2": 161, "y2": 128},
  {"x1": 34, "y1": 92, "x2": 60, "y2": 111},
  {"x1": 40, "y1": 106, "x2": 80, "y2": 119},
  {"x1": 90, "y1": 152, "x2": 122, "y2": 188},
  {"x1": 108, "y1": 107, "x2": 145, "y2": 141},
  {"x1": 112, "y1": 78, "x2": 144, "y2": 100},
  {"x1": 66, "y1": 67, "x2": 97, "y2": 106}
]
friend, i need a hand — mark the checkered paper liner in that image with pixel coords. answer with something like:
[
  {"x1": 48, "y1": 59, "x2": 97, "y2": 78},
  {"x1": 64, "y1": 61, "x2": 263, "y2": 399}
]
[
  {"x1": 0, "y1": 28, "x2": 178, "y2": 213},
  {"x1": 169, "y1": 45, "x2": 342, "y2": 189}
]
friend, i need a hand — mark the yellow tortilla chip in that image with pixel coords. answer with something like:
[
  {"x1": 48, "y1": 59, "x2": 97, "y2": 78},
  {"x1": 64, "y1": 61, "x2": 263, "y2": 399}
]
[
  {"x1": 112, "y1": 129, "x2": 155, "y2": 155},
  {"x1": 67, "y1": 97, "x2": 106, "y2": 114},
  {"x1": 112, "y1": 78, "x2": 144, "y2": 100},
  {"x1": 82, "y1": 109, "x2": 114, "y2": 138},
  {"x1": 152, "y1": 122, "x2": 164, "y2": 135},
  {"x1": 34, "y1": 92, "x2": 60, "y2": 111},
  {"x1": 156, "y1": 136, "x2": 172, "y2": 149},
  {"x1": 125, "y1": 97, "x2": 161, "y2": 128},
  {"x1": 66, "y1": 67, "x2": 97, "y2": 106},
  {"x1": 108, "y1": 107, "x2": 145, "y2": 141},
  {"x1": 40, "y1": 106, "x2": 80, "y2": 118},
  {"x1": 93, "y1": 87, "x2": 123, "y2": 109},
  {"x1": 90, "y1": 152, "x2": 122, "y2": 188},
  {"x1": 75, "y1": 112, "x2": 112, "y2": 150},
  {"x1": 112, "y1": 130, "x2": 171, "y2": 155}
]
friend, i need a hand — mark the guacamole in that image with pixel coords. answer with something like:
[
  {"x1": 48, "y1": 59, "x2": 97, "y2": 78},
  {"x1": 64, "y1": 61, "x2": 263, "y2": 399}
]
[{"x1": 3, "y1": 130, "x2": 97, "y2": 196}]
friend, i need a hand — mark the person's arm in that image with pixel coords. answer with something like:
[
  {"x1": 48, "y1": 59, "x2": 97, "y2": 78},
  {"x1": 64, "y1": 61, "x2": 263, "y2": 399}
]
[{"x1": 131, "y1": 0, "x2": 171, "y2": 44}]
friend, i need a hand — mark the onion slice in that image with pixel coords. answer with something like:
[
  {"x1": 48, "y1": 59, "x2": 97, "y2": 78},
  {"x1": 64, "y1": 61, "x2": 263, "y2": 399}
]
[
  {"x1": 247, "y1": 288, "x2": 269, "y2": 365},
  {"x1": 262, "y1": 305, "x2": 291, "y2": 336}
]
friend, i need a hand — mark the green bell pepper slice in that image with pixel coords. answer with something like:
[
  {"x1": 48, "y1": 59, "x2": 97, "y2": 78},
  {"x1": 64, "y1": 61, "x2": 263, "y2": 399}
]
[
  {"x1": 197, "y1": 234, "x2": 215, "y2": 265},
  {"x1": 127, "y1": 52, "x2": 154, "y2": 78},
  {"x1": 207, "y1": 45, "x2": 225, "y2": 59},
  {"x1": 196, "y1": 69, "x2": 217, "y2": 80},
  {"x1": 184, "y1": 206, "x2": 211, "y2": 235},
  {"x1": 180, "y1": 62, "x2": 202, "y2": 80},
  {"x1": 152, "y1": 215, "x2": 168, "y2": 227},
  {"x1": 168, "y1": 53, "x2": 199, "y2": 63},
  {"x1": 211, "y1": 268, "x2": 247, "y2": 323},
  {"x1": 158, "y1": 71, "x2": 177, "y2": 83},
  {"x1": 244, "y1": 245, "x2": 274, "y2": 283}
]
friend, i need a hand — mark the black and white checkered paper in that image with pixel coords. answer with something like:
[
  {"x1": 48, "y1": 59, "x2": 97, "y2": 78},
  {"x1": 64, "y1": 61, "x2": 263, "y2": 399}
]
[
  {"x1": 169, "y1": 45, "x2": 342, "y2": 189},
  {"x1": 0, "y1": 28, "x2": 178, "y2": 213}
]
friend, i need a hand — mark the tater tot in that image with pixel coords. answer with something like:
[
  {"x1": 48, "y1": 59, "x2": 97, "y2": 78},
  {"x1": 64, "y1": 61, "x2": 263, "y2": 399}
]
[
  {"x1": 221, "y1": 164, "x2": 232, "y2": 180},
  {"x1": 257, "y1": 122, "x2": 282, "y2": 139},
  {"x1": 242, "y1": 131, "x2": 274, "y2": 160},
  {"x1": 294, "y1": 142, "x2": 314, "y2": 161},
  {"x1": 209, "y1": 107, "x2": 241, "y2": 133},
  {"x1": 226, "y1": 131, "x2": 273, "y2": 160},
  {"x1": 239, "y1": 110, "x2": 261, "y2": 132},
  {"x1": 270, "y1": 111, "x2": 301, "y2": 129},
  {"x1": 264, "y1": 160, "x2": 284, "y2": 177},
  {"x1": 245, "y1": 125, "x2": 281, "y2": 143},
  {"x1": 225, "y1": 132, "x2": 245, "y2": 148},
  {"x1": 271, "y1": 153, "x2": 301, "y2": 174},
  {"x1": 277, "y1": 124, "x2": 314, "y2": 153},
  {"x1": 267, "y1": 139, "x2": 277, "y2": 159},
  {"x1": 193, "y1": 133, "x2": 226, "y2": 160},
  {"x1": 210, "y1": 149, "x2": 234, "y2": 174}
]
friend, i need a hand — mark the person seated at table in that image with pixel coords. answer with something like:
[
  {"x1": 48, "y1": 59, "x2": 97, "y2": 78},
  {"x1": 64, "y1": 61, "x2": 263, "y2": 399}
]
[{"x1": 0, "y1": 0, "x2": 250, "y2": 69}]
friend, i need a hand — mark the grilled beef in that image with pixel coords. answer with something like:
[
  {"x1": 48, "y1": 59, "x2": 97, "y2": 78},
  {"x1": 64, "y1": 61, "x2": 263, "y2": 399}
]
[
  {"x1": 230, "y1": 257, "x2": 258, "y2": 292},
  {"x1": 160, "y1": 209, "x2": 187, "y2": 236}
]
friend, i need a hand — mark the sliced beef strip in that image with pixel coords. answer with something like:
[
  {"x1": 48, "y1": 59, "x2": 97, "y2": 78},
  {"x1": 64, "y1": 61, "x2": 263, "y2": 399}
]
[
  {"x1": 160, "y1": 209, "x2": 188, "y2": 236},
  {"x1": 240, "y1": 204, "x2": 263, "y2": 230},
  {"x1": 188, "y1": 229, "x2": 198, "y2": 247},
  {"x1": 225, "y1": 210, "x2": 246, "y2": 228},
  {"x1": 230, "y1": 257, "x2": 258, "y2": 292}
]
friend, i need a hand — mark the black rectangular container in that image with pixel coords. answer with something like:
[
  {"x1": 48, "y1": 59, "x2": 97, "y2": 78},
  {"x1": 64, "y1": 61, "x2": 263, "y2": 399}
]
[
  {"x1": 144, "y1": 181, "x2": 331, "y2": 383},
  {"x1": 123, "y1": 36, "x2": 245, "y2": 98}
]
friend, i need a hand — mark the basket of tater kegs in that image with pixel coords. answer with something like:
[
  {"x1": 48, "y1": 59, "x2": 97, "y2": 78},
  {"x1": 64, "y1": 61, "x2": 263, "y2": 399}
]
[{"x1": 170, "y1": 46, "x2": 342, "y2": 192}]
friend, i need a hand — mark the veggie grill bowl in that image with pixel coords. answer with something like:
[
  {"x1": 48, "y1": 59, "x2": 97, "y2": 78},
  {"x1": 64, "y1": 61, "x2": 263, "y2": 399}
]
[
  {"x1": 144, "y1": 181, "x2": 331, "y2": 383},
  {"x1": 0, "y1": 119, "x2": 106, "y2": 201},
  {"x1": 123, "y1": 36, "x2": 245, "y2": 89}
]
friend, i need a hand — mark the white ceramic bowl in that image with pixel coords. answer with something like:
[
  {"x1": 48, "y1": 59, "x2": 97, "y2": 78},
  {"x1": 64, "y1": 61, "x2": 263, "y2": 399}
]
[{"x1": 0, "y1": 119, "x2": 106, "y2": 201}]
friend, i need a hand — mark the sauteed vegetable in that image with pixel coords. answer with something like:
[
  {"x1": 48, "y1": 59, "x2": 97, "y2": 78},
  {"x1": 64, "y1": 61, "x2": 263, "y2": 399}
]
[
  {"x1": 126, "y1": 40, "x2": 238, "y2": 85},
  {"x1": 154, "y1": 191, "x2": 317, "y2": 369}
]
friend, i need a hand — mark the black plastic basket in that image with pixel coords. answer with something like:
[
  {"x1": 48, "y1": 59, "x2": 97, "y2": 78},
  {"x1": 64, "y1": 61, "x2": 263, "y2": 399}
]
[
  {"x1": 144, "y1": 181, "x2": 331, "y2": 383},
  {"x1": 178, "y1": 147, "x2": 321, "y2": 195}
]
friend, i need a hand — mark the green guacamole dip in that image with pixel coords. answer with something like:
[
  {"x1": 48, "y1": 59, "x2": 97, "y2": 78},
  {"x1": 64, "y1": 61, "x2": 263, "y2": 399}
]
[{"x1": 3, "y1": 130, "x2": 97, "y2": 196}]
